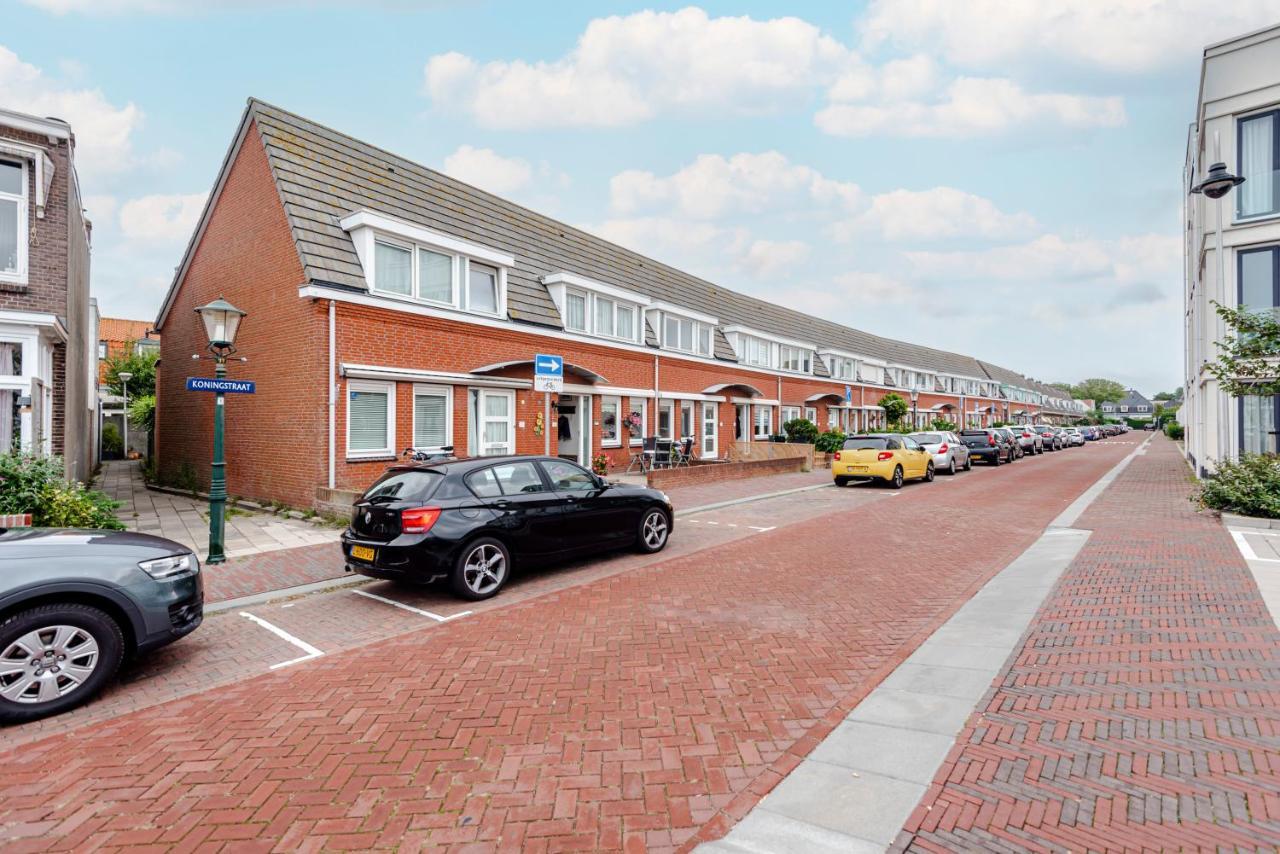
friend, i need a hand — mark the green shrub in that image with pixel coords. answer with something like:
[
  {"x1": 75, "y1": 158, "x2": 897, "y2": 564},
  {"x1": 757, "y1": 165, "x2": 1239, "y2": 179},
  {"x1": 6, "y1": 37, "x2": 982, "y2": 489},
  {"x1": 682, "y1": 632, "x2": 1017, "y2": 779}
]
[
  {"x1": 128, "y1": 393, "x2": 156, "y2": 433},
  {"x1": 1195, "y1": 453, "x2": 1280, "y2": 519},
  {"x1": 0, "y1": 452, "x2": 65, "y2": 515},
  {"x1": 102, "y1": 422, "x2": 123, "y2": 457},
  {"x1": 0, "y1": 452, "x2": 123, "y2": 529},
  {"x1": 814, "y1": 430, "x2": 846, "y2": 454},
  {"x1": 782, "y1": 418, "x2": 819, "y2": 444},
  {"x1": 1165, "y1": 422, "x2": 1184, "y2": 440},
  {"x1": 879, "y1": 393, "x2": 908, "y2": 424},
  {"x1": 37, "y1": 481, "x2": 124, "y2": 530},
  {"x1": 930, "y1": 418, "x2": 959, "y2": 432}
]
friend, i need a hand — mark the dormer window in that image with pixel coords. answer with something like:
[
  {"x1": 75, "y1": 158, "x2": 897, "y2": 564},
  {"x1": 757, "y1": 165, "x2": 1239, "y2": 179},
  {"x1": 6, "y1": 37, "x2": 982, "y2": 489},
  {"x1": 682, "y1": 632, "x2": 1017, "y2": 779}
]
[
  {"x1": 649, "y1": 302, "x2": 716, "y2": 357},
  {"x1": 740, "y1": 335, "x2": 771, "y2": 367},
  {"x1": 543, "y1": 272, "x2": 648, "y2": 344},
  {"x1": 778, "y1": 345, "x2": 812, "y2": 374},
  {"x1": 342, "y1": 210, "x2": 512, "y2": 318}
]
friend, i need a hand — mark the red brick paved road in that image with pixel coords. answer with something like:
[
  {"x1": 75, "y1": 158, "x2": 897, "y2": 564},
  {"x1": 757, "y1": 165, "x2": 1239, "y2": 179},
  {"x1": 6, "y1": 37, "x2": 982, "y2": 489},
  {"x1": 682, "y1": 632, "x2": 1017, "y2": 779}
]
[
  {"x1": 894, "y1": 435, "x2": 1280, "y2": 852},
  {"x1": 0, "y1": 440, "x2": 1134, "y2": 852}
]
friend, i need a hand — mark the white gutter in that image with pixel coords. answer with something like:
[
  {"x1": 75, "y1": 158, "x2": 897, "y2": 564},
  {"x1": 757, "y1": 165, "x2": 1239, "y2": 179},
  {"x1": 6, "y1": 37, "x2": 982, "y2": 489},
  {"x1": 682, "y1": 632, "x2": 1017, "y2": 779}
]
[{"x1": 328, "y1": 300, "x2": 335, "y2": 490}]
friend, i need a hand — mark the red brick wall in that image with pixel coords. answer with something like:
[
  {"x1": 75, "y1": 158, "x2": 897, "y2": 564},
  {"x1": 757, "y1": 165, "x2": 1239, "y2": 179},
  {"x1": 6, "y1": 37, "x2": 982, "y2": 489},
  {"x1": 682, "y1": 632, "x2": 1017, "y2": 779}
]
[
  {"x1": 0, "y1": 125, "x2": 72, "y2": 317},
  {"x1": 155, "y1": 121, "x2": 326, "y2": 507},
  {"x1": 646, "y1": 456, "x2": 805, "y2": 489}
]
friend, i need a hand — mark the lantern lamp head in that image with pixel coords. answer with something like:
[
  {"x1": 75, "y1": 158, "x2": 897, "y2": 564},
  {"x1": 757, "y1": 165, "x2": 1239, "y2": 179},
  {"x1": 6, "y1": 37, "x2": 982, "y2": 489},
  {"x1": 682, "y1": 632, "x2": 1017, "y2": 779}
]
[{"x1": 195, "y1": 297, "x2": 246, "y2": 351}]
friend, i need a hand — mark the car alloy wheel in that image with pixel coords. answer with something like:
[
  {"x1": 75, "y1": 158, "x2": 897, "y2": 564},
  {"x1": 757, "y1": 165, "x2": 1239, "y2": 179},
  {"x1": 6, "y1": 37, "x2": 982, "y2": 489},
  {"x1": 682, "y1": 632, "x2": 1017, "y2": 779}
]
[
  {"x1": 0, "y1": 603, "x2": 124, "y2": 723},
  {"x1": 924, "y1": 462, "x2": 935, "y2": 482},
  {"x1": 639, "y1": 508, "x2": 670, "y2": 553},
  {"x1": 0, "y1": 625, "x2": 99, "y2": 705},
  {"x1": 890, "y1": 466, "x2": 904, "y2": 489},
  {"x1": 451, "y1": 538, "x2": 510, "y2": 600},
  {"x1": 948, "y1": 458, "x2": 956, "y2": 476}
]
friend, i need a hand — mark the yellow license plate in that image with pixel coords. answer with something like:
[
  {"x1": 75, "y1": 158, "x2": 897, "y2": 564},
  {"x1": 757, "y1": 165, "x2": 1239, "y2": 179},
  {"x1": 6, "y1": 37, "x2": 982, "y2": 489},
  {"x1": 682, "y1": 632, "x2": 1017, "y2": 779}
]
[
  {"x1": 852, "y1": 466, "x2": 869, "y2": 472},
  {"x1": 350, "y1": 545, "x2": 375, "y2": 562}
]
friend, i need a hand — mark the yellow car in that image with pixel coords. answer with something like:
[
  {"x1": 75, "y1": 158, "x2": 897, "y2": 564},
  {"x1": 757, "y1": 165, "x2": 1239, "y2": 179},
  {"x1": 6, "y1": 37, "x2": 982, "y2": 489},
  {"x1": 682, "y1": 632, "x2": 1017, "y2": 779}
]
[{"x1": 832, "y1": 433, "x2": 935, "y2": 489}]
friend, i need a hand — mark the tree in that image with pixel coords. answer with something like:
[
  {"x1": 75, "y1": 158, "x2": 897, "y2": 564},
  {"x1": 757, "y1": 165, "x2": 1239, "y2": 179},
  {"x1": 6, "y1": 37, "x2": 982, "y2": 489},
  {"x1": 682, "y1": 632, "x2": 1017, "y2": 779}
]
[
  {"x1": 1048, "y1": 381, "x2": 1073, "y2": 393},
  {"x1": 1153, "y1": 391, "x2": 1177, "y2": 401},
  {"x1": 103, "y1": 342, "x2": 158, "y2": 398},
  {"x1": 1206, "y1": 302, "x2": 1280, "y2": 397},
  {"x1": 879, "y1": 392, "x2": 908, "y2": 425},
  {"x1": 1070, "y1": 378, "x2": 1126, "y2": 403}
]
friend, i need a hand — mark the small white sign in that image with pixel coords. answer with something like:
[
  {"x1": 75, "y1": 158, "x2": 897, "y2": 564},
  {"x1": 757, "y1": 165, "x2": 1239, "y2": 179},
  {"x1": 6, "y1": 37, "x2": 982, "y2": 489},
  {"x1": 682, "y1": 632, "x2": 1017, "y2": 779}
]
[{"x1": 534, "y1": 375, "x2": 563, "y2": 393}]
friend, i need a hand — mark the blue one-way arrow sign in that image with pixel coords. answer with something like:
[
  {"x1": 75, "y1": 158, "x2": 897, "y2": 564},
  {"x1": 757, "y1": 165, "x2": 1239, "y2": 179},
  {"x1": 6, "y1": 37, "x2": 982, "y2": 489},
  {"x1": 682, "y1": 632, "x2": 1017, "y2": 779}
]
[
  {"x1": 534, "y1": 354, "x2": 563, "y2": 377},
  {"x1": 186, "y1": 377, "x2": 256, "y2": 394}
]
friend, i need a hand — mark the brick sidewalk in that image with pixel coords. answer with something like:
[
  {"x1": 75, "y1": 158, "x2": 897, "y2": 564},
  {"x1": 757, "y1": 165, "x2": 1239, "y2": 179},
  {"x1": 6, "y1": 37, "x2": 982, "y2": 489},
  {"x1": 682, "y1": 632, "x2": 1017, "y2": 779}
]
[
  {"x1": 894, "y1": 435, "x2": 1280, "y2": 851},
  {"x1": 0, "y1": 440, "x2": 1136, "y2": 852}
]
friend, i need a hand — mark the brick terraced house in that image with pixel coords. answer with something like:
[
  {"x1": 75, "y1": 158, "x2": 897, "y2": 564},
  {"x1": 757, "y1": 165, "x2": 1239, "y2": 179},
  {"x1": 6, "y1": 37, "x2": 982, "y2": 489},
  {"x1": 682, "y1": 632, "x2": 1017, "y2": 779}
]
[
  {"x1": 0, "y1": 106, "x2": 96, "y2": 480},
  {"x1": 154, "y1": 100, "x2": 1083, "y2": 509}
]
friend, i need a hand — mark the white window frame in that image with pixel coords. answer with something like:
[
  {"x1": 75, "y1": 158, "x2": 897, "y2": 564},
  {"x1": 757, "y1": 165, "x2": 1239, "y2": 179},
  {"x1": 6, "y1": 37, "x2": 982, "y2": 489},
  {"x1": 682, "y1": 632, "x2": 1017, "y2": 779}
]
[
  {"x1": 805, "y1": 406, "x2": 817, "y2": 423},
  {"x1": 628, "y1": 398, "x2": 648, "y2": 446},
  {"x1": 754, "y1": 405, "x2": 772, "y2": 439},
  {"x1": 601, "y1": 395, "x2": 622, "y2": 447},
  {"x1": 778, "y1": 345, "x2": 813, "y2": 375},
  {"x1": 740, "y1": 334, "x2": 772, "y2": 368},
  {"x1": 470, "y1": 387, "x2": 516, "y2": 457},
  {"x1": 411, "y1": 383, "x2": 453, "y2": 449},
  {"x1": 679, "y1": 400, "x2": 695, "y2": 439},
  {"x1": 658, "y1": 311, "x2": 714, "y2": 356},
  {"x1": 463, "y1": 258, "x2": 503, "y2": 317},
  {"x1": 0, "y1": 157, "x2": 28, "y2": 285},
  {"x1": 346, "y1": 380, "x2": 396, "y2": 459},
  {"x1": 564, "y1": 289, "x2": 588, "y2": 332},
  {"x1": 780, "y1": 406, "x2": 801, "y2": 425}
]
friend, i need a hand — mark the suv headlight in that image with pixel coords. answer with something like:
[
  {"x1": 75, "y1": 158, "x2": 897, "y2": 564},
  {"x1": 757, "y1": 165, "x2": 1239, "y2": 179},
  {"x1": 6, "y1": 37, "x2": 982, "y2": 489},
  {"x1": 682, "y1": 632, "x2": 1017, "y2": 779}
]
[{"x1": 139, "y1": 552, "x2": 199, "y2": 579}]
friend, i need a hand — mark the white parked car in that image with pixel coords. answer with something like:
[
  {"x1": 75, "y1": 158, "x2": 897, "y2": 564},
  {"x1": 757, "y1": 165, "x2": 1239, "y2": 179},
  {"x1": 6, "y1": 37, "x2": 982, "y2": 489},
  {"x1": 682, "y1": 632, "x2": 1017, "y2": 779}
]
[{"x1": 908, "y1": 431, "x2": 972, "y2": 475}]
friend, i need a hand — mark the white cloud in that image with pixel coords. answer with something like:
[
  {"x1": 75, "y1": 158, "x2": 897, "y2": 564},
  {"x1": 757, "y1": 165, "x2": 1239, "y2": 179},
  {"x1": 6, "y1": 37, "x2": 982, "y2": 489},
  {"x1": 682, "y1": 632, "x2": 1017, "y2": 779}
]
[
  {"x1": 739, "y1": 239, "x2": 810, "y2": 278},
  {"x1": 424, "y1": 7, "x2": 852, "y2": 129},
  {"x1": 841, "y1": 187, "x2": 1037, "y2": 242},
  {"x1": 816, "y1": 75, "x2": 1125, "y2": 138},
  {"x1": 119, "y1": 192, "x2": 207, "y2": 243},
  {"x1": 905, "y1": 233, "x2": 1180, "y2": 294},
  {"x1": 0, "y1": 46, "x2": 142, "y2": 180},
  {"x1": 442, "y1": 145, "x2": 533, "y2": 195},
  {"x1": 610, "y1": 151, "x2": 862, "y2": 220},
  {"x1": 859, "y1": 0, "x2": 1279, "y2": 75}
]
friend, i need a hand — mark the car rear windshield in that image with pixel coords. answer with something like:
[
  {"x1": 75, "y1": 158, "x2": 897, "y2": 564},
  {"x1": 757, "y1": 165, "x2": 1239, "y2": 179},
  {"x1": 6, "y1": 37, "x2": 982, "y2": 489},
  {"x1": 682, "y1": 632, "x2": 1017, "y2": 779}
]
[
  {"x1": 842, "y1": 437, "x2": 888, "y2": 450},
  {"x1": 912, "y1": 433, "x2": 944, "y2": 444},
  {"x1": 960, "y1": 430, "x2": 989, "y2": 437},
  {"x1": 362, "y1": 470, "x2": 442, "y2": 504}
]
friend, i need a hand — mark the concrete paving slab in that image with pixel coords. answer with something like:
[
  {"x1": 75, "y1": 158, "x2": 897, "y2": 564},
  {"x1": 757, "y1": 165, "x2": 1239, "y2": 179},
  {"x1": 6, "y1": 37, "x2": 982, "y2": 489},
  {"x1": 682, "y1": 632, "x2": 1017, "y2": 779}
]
[
  {"x1": 807, "y1": 720, "x2": 956, "y2": 784},
  {"x1": 877, "y1": 661, "x2": 1005, "y2": 701},
  {"x1": 847, "y1": 688, "x2": 976, "y2": 735},
  {"x1": 903, "y1": 642, "x2": 1012, "y2": 672},
  {"x1": 706, "y1": 808, "x2": 885, "y2": 854},
  {"x1": 760, "y1": 761, "x2": 925, "y2": 846}
]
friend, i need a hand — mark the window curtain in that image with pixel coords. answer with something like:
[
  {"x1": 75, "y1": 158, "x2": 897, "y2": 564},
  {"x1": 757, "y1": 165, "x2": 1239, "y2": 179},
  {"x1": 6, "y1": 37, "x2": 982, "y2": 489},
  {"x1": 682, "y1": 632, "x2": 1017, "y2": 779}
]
[
  {"x1": 349, "y1": 390, "x2": 388, "y2": 450},
  {"x1": 1240, "y1": 115, "x2": 1274, "y2": 217},
  {"x1": 413, "y1": 393, "x2": 447, "y2": 447}
]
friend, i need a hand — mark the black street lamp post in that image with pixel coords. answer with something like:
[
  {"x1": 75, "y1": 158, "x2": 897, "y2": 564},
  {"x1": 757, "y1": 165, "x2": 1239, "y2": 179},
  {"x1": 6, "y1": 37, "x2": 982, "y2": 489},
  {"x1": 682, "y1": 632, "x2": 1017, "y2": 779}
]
[{"x1": 194, "y1": 297, "x2": 247, "y2": 565}]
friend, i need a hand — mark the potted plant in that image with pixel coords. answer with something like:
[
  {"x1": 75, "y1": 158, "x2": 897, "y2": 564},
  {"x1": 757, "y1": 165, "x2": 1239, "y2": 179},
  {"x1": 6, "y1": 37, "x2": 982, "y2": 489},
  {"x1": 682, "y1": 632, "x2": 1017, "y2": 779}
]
[{"x1": 592, "y1": 453, "x2": 610, "y2": 477}]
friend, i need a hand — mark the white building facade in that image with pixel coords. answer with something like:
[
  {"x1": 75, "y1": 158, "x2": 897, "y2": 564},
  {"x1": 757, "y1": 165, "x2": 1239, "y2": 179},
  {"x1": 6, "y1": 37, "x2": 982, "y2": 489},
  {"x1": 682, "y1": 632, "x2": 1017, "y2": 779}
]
[{"x1": 1184, "y1": 24, "x2": 1280, "y2": 475}]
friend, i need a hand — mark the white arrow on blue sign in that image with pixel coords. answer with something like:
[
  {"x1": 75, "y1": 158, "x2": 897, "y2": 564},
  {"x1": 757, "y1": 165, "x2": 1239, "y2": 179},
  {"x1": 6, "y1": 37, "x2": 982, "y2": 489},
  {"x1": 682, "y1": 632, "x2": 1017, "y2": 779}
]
[
  {"x1": 534, "y1": 354, "x2": 563, "y2": 377},
  {"x1": 844, "y1": 385, "x2": 853, "y2": 403}
]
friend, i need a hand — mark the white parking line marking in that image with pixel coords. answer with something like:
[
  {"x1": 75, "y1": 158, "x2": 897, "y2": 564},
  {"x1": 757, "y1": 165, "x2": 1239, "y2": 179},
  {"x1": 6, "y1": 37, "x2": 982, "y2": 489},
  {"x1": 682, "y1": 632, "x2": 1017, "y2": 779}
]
[
  {"x1": 704, "y1": 520, "x2": 719, "y2": 525},
  {"x1": 353, "y1": 589, "x2": 472, "y2": 622},
  {"x1": 1231, "y1": 530, "x2": 1280, "y2": 562},
  {"x1": 1232, "y1": 528, "x2": 1280, "y2": 537},
  {"x1": 239, "y1": 611, "x2": 324, "y2": 669},
  {"x1": 748, "y1": 525, "x2": 776, "y2": 532}
]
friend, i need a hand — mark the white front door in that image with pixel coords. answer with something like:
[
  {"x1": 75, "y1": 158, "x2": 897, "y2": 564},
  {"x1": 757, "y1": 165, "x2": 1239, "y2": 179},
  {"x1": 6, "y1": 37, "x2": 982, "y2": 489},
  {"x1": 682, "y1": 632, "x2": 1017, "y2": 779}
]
[
  {"x1": 701, "y1": 402, "x2": 717, "y2": 458},
  {"x1": 556, "y1": 394, "x2": 591, "y2": 465}
]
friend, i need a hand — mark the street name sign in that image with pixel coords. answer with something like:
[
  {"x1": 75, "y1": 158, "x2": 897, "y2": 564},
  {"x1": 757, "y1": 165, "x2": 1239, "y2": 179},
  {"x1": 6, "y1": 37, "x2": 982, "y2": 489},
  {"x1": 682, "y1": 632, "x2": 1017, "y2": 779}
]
[
  {"x1": 534, "y1": 353, "x2": 564, "y2": 393},
  {"x1": 186, "y1": 377, "x2": 256, "y2": 394}
]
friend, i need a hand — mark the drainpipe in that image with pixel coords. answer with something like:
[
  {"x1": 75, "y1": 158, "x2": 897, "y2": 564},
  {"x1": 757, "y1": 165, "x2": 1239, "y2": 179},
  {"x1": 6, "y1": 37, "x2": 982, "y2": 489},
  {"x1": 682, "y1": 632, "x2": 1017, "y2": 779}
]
[
  {"x1": 653, "y1": 355, "x2": 660, "y2": 438},
  {"x1": 328, "y1": 299, "x2": 335, "y2": 490}
]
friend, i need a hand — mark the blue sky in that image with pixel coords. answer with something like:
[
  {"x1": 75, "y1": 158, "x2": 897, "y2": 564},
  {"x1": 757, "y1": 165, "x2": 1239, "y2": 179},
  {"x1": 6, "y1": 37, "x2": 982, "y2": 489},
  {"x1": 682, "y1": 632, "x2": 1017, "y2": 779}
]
[{"x1": 6, "y1": 0, "x2": 1278, "y2": 394}]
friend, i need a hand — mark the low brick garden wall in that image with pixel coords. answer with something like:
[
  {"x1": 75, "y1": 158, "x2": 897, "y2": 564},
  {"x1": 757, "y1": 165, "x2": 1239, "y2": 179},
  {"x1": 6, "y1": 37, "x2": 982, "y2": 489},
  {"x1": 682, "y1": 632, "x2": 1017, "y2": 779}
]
[{"x1": 645, "y1": 456, "x2": 806, "y2": 489}]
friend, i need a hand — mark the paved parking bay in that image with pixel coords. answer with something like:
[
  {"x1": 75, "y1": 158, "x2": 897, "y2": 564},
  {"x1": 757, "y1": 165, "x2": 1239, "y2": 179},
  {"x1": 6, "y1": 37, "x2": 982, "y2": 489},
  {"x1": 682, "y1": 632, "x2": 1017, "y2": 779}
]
[{"x1": 0, "y1": 437, "x2": 1142, "y2": 851}]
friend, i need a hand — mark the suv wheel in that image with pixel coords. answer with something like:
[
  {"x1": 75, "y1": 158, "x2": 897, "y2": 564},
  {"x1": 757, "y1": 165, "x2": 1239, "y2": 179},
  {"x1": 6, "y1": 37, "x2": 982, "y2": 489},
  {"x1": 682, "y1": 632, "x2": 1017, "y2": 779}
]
[{"x1": 0, "y1": 603, "x2": 124, "y2": 724}]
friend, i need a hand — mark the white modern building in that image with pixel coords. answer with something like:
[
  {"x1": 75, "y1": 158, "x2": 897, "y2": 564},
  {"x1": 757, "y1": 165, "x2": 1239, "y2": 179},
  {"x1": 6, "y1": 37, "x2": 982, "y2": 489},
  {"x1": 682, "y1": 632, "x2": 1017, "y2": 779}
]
[{"x1": 1184, "y1": 23, "x2": 1280, "y2": 475}]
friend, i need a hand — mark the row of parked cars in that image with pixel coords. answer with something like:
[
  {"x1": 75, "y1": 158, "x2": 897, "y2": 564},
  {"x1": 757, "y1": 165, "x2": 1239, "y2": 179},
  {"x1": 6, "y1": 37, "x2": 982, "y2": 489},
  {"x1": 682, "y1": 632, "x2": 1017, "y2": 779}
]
[{"x1": 831, "y1": 423, "x2": 1129, "y2": 487}]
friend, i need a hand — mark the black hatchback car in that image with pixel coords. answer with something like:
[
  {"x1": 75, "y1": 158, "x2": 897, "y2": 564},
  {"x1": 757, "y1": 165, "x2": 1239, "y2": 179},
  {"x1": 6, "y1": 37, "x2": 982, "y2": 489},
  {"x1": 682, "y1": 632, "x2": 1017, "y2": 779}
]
[
  {"x1": 959, "y1": 429, "x2": 1015, "y2": 465},
  {"x1": 341, "y1": 455, "x2": 674, "y2": 600}
]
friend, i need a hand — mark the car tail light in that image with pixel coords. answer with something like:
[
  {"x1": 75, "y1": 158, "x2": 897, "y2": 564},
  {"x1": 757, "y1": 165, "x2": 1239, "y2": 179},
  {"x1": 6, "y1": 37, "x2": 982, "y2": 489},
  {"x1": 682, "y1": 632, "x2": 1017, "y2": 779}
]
[
  {"x1": 937, "y1": 443, "x2": 948, "y2": 453},
  {"x1": 834, "y1": 451, "x2": 841, "y2": 461},
  {"x1": 877, "y1": 451, "x2": 893, "y2": 461},
  {"x1": 401, "y1": 507, "x2": 442, "y2": 534},
  {"x1": 988, "y1": 434, "x2": 996, "y2": 446}
]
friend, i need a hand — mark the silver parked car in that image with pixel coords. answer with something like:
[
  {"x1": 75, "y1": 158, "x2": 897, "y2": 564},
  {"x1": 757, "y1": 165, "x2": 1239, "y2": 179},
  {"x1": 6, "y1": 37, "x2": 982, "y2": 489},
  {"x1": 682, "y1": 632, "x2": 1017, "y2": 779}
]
[
  {"x1": 1062, "y1": 427, "x2": 1086, "y2": 447},
  {"x1": 909, "y1": 431, "x2": 971, "y2": 475}
]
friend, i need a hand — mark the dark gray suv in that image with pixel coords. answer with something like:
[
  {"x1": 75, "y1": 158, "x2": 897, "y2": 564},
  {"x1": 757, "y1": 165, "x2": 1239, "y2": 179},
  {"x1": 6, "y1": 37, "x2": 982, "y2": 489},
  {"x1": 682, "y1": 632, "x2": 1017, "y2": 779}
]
[{"x1": 0, "y1": 528, "x2": 203, "y2": 724}]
